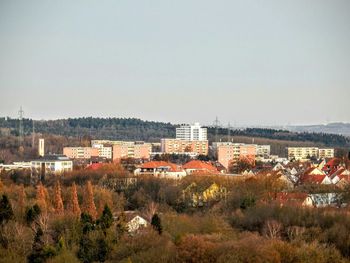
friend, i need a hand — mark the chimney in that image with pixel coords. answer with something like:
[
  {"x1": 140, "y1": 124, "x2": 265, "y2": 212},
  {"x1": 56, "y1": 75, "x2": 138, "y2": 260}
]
[{"x1": 38, "y1": 138, "x2": 45, "y2": 157}]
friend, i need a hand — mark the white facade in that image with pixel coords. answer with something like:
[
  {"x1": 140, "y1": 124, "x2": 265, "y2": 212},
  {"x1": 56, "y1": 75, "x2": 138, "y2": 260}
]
[
  {"x1": 91, "y1": 143, "x2": 113, "y2": 159},
  {"x1": 176, "y1": 122, "x2": 207, "y2": 141},
  {"x1": 38, "y1": 138, "x2": 45, "y2": 157},
  {"x1": 31, "y1": 155, "x2": 73, "y2": 174}
]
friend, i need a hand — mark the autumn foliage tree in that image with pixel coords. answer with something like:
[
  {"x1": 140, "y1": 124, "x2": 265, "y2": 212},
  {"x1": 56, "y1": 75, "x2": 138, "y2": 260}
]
[
  {"x1": 53, "y1": 181, "x2": 64, "y2": 214},
  {"x1": 67, "y1": 182, "x2": 81, "y2": 218},
  {"x1": 36, "y1": 182, "x2": 47, "y2": 213},
  {"x1": 83, "y1": 181, "x2": 97, "y2": 220}
]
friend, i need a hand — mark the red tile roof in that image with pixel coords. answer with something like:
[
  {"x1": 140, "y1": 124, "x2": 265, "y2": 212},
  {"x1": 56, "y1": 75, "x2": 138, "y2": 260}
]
[
  {"x1": 86, "y1": 163, "x2": 105, "y2": 170},
  {"x1": 322, "y1": 158, "x2": 342, "y2": 173},
  {"x1": 275, "y1": 192, "x2": 309, "y2": 206},
  {"x1": 300, "y1": 174, "x2": 328, "y2": 184},
  {"x1": 183, "y1": 160, "x2": 218, "y2": 172},
  {"x1": 141, "y1": 161, "x2": 183, "y2": 172}
]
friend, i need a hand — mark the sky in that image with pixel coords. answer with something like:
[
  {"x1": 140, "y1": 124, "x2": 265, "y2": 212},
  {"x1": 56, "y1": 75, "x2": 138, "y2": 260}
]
[{"x1": 0, "y1": 0, "x2": 349, "y2": 126}]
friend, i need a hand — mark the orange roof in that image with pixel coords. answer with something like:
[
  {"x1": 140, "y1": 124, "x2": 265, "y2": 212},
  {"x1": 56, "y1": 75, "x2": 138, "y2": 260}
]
[
  {"x1": 183, "y1": 160, "x2": 218, "y2": 172},
  {"x1": 86, "y1": 163, "x2": 105, "y2": 170},
  {"x1": 276, "y1": 192, "x2": 309, "y2": 206},
  {"x1": 141, "y1": 161, "x2": 183, "y2": 172},
  {"x1": 300, "y1": 174, "x2": 327, "y2": 184}
]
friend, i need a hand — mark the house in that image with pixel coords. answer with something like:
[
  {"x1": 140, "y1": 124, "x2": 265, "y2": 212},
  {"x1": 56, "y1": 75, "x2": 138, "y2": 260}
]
[
  {"x1": 114, "y1": 211, "x2": 149, "y2": 233},
  {"x1": 275, "y1": 192, "x2": 314, "y2": 207},
  {"x1": 272, "y1": 163, "x2": 285, "y2": 171},
  {"x1": 134, "y1": 161, "x2": 186, "y2": 179},
  {"x1": 309, "y1": 193, "x2": 341, "y2": 208},
  {"x1": 126, "y1": 215, "x2": 148, "y2": 233},
  {"x1": 183, "y1": 160, "x2": 219, "y2": 175},
  {"x1": 298, "y1": 167, "x2": 332, "y2": 185},
  {"x1": 330, "y1": 168, "x2": 350, "y2": 185},
  {"x1": 322, "y1": 158, "x2": 342, "y2": 175}
]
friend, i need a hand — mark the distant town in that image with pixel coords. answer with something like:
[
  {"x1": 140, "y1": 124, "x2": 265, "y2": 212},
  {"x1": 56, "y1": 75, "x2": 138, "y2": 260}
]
[{"x1": 1, "y1": 121, "x2": 347, "y2": 190}]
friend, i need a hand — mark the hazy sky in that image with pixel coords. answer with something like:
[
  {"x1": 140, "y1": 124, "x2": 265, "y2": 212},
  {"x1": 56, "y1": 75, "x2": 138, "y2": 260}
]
[{"x1": 0, "y1": 0, "x2": 349, "y2": 126}]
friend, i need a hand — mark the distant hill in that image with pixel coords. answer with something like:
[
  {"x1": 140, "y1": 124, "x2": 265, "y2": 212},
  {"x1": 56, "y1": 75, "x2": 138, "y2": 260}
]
[
  {"x1": 0, "y1": 117, "x2": 349, "y2": 148},
  {"x1": 286, "y1": 123, "x2": 350, "y2": 137}
]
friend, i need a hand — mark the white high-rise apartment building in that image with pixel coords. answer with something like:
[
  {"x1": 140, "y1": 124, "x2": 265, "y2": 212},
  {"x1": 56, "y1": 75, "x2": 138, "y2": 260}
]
[{"x1": 176, "y1": 122, "x2": 207, "y2": 141}]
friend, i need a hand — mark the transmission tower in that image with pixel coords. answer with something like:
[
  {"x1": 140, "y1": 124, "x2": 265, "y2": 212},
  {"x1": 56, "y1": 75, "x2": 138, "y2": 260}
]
[
  {"x1": 32, "y1": 119, "x2": 35, "y2": 148},
  {"x1": 213, "y1": 116, "x2": 220, "y2": 142},
  {"x1": 18, "y1": 106, "x2": 24, "y2": 146},
  {"x1": 227, "y1": 122, "x2": 231, "y2": 142}
]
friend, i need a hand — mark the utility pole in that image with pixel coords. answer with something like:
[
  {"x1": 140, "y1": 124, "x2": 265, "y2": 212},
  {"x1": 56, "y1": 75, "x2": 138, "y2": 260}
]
[
  {"x1": 18, "y1": 106, "x2": 24, "y2": 146},
  {"x1": 32, "y1": 119, "x2": 35, "y2": 148},
  {"x1": 227, "y1": 122, "x2": 231, "y2": 142}
]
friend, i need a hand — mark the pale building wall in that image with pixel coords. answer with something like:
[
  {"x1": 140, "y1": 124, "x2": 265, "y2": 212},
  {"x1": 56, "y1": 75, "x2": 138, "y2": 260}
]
[
  {"x1": 161, "y1": 139, "x2": 208, "y2": 155},
  {"x1": 63, "y1": 147, "x2": 99, "y2": 159}
]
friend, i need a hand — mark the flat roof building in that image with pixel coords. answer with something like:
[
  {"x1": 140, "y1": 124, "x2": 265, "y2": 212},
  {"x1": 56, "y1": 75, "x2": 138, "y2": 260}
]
[{"x1": 176, "y1": 122, "x2": 207, "y2": 141}]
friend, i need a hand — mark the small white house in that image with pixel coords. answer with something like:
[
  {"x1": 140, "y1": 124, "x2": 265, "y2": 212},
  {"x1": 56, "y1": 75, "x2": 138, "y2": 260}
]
[{"x1": 126, "y1": 215, "x2": 148, "y2": 233}]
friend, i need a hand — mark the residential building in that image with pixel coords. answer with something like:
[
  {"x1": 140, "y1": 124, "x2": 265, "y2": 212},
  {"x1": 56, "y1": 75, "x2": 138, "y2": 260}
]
[
  {"x1": 91, "y1": 143, "x2": 113, "y2": 159},
  {"x1": 318, "y1": 148, "x2": 335, "y2": 159},
  {"x1": 0, "y1": 162, "x2": 31, "y2": 171},
  {"x1": 123, "y1": 212, "x2": 148, "y2": 233},
  {"x1": 63, "y1": 147, "x2": 99, "y2": 159},
  {"x1": 298, "y1": 167, "x2": 332, "y2": 185},
  {"x1": 215, "y1": 142, "x2": 256, "y2": 169},
  {"x1": 134, "y1": 161, "x2": 186, "y2": 179},
  {"x1": 91, "y1": 140, "x2": 152, "y2": 161},
  {"x1": 31, "y1": 155, "x2": 73, "y2": 177},
  {"x1": 161, "y1": 138, "x2": 208, "y2": 155},
  {"x1": 287, "y1": 147, "x2": 334, "y2": 161},
  {"x1": 275, "y1": 192, "x2": 314, "y2": 207},
  {"x1": 256, "y1": 145, "x2": 271, "y2": 159},
  {"x1": 112, "y1": 141, "x2": 151, "y2": 161},
  {"x1": 176, "y1": 122, "x2": 207, "y2": 141},
  {"x1": 183, "y1": 160, "x2": 219, "y2": 175}
]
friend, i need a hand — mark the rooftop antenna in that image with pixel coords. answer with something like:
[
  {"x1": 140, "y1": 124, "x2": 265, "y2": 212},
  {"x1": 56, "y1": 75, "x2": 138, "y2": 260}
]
[{"x1": 18, "y1": 106, "x2": 24, "y2": 146}]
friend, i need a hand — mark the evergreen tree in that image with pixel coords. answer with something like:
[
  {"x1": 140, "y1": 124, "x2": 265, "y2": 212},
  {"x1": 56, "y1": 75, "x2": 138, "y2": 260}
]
[
  {"x1": 27, "y1": 227, "x2": 45, "y2": 263},
  {"x1": 151, "y1": 213, "x2": 162, "y2": 235},
  {"x1": 0, "y1": 195, "x2": 14, "y2": 225},
  {"x1": 116, "y1": 212, "x2": 127, "y2": 242},
  {"x1": 53, "y1": 181, "x2": 64, "y2": 214},
  {"x1": 80, "y1": 212, "x2": 95, "y2": 234},
  {"x1": 68, "y1": 182, "x2": 81, "y2": 217},
  {"x1": 25, "y1": 204, "x2": 41, "y2": 226},
  {"x1": 83, "y1": 181, "x2": 97, "y2": 220},
  {"x1": 98, "y1": 205, "x2": 113, "y2": 235}
]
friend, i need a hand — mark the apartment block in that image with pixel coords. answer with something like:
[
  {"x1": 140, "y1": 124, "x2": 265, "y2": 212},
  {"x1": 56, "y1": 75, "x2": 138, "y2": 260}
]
[
  {"x1": 176, "y1": 122, "x2": 207, "y2": 141},
  {"x1": 63, "y1": 147, "x2": 99, "y2": 159},
  {"x1": 256, "y1": 145, "x2": 271, "y2": 159},
  {"x1": 287, "y1": 147, "x2": 334, "y2": 161},
  {"x1": 318, "y1": 148, "x2": 335, "y2": 159},
  {"x1": 112, "y1": 141, "x2": 151, "y2": 161},
  {"x1": 215, "y1": 142, "x2": 257, "y2": 169},
  {"x1": 161, "y1": 138, "x2": 208, "y2": 155},
  {"x1": 91, "y1": 143, "x2": 113, "y2": 159}
]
